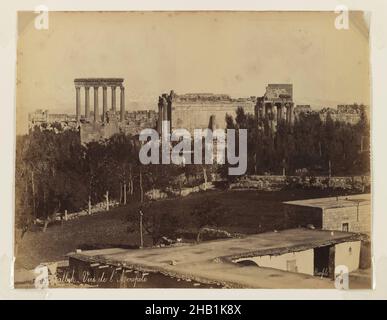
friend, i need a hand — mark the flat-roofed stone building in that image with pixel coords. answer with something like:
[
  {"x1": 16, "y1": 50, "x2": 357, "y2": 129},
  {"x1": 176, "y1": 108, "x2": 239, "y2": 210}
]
[
  {"x1": 284, "y1": 194, "x2": 371, "y2": 235},
  {"x1": 232, "y1": 229, "x2": 362, "y2": 278},
  {"x1": 68, "y1": 228, "x2": 363, "y2": 283}
]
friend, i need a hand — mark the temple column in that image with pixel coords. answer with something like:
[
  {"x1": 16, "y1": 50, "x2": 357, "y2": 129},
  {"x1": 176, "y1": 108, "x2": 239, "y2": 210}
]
[
  {"x1": 76, "y1": 86, "x2": 81, "y2": 122},
  {"x1": 111, "y1": 86, "x2": 116, "y2": 112},
  {"x1": 277, "y1": 104, "x2": 282, "y2": 123},
  {"x1": 85, "y1": 86, "x2": 90, "y2": 120},
  {"x1": 167, "y1": 92, "x2": 173, "y2": 125},
  {"x1": 157, "y1": 98, "x2": 162, "y2": 133},
  {"x1": 272, "y1": 104, "x2": 277, "y2": 120},
  {"x1": 259, "y1": 105, "x2": 264, "y2": 121},
  {"x1": 102, "y1": 86, "x2": 107, "y2": 122},
  {"x1": 286, "y1": 104, "x2": 292, "y2": 125},
  {"x1": 120, "y1": 86, "x2": 125, "y2": 122},
  {"x1": 163, "y1": 101, "x2": 168, "y2": 122},
  {"x1": 269, "y1": 104, "x2": 274, "y2": 132},
  {"x1": 93, "y1": 86, "x2": 99, "y2": 122},
  {"x1": 289, "y1": 103, "x2": 294, "y2": 125},
  {"x1": 254, "y1": 103, "x2": 260, "y2": 123}
]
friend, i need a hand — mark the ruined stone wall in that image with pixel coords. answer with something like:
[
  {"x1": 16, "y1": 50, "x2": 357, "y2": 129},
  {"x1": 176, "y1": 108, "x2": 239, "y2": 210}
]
[
  {"x1": 157, "y1": 93, "x2": 256, "y2": 133},
  {"x1": 230, "y1": 175, "x2": 286, "y2": 191},
  {"x1": 319, "y1": 110, "x2": 362, "y2": 125},
  {"x1": 79, "y1": 110, "x2": 158, "y2": 143},
  {"x1": 28, "y1": 109, "x2": 48, "y2": 123},
  {"x1": 172, "y1": 100, "x2": 255, "y2": 132},
  {"x1": 121, "y1": 110, "x2": 158, "y2": 135},
  {"x1": 28, "y1": 109, "x2": 77, "y2": 131},
  {"x1": 292, "y1": 104, "x2": 367, "y2": 125},
  {"x1": 48, "y1": 114, "x2": 77, "y2": 122},
  {"x1": 319, "y1": 104, "x2": 366, "y2": 125},
  {"x1": 230, "y1": 175, "x2": 370, "y2": 192}
]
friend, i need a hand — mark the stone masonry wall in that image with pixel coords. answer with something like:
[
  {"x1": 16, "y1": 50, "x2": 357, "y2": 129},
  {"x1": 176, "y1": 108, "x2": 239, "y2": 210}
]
[
  {"x1": 122, "y1": 110, "x2": 158, "y2": 135},
  {"x1": 230, "y1": 175, "x2": 370, "y2": 192},
  {"x1": 323, "y1": 204, "x2": 371, "y2": 234}
]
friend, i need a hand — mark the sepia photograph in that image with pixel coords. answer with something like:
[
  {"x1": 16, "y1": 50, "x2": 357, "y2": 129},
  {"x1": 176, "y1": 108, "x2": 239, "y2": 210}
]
[{"x1": 13, "y1": 10, "x2": 372, "y2": 290}]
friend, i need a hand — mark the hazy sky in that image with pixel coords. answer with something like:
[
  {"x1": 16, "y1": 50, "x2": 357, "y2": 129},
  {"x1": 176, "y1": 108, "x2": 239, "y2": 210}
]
[{"x1": 16, "y1": 11, "x2": 370, "y2": 134}]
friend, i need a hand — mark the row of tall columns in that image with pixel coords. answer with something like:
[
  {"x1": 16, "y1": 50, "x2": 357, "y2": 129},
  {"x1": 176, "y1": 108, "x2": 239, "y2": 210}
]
[
  {"x1": 75, "y1": 85, "x2": 125, "y2": 122},
  {"x1": 286, "y1": 103, "x2": 293, "y2": 125},
  {"x1": 257, "y1": 102, "x2": 294, "y2": 126},
  {"x1": 277, "y1": 105, "x2": 283, "y2": 122}
]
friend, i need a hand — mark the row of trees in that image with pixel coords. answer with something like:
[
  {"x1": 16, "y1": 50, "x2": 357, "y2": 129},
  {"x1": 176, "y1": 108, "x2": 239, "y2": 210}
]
[
  {"x1": 15, "y1": 128, "x2": 195, "y2": 229},
  {"x1": 224, "y1": 106, "x2": 370, "y2": 177}
]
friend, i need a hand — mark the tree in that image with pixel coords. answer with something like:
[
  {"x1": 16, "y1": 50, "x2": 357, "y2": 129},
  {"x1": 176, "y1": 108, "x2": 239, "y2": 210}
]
[
  {"x1": 127, "y1": 203, "x2": 181, "y2": 246},
  {"x1": 105, "y1": 133, "x2": 137, "y2": 203},
  {"x1": 16, "y1": 127, "x2": 89, "y2": 233}
]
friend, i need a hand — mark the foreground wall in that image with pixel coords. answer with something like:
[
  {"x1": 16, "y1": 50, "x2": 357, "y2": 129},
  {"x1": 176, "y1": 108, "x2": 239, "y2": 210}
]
[
  {"x1": 230, "y1": 175, "x2": 370, "y2": 192},
  {"x1": 334, "y1": 241, "x2": 361, "y2": 272},
  {"x1": 234, "y1": 249, "x2": 314, "y2": 276}
]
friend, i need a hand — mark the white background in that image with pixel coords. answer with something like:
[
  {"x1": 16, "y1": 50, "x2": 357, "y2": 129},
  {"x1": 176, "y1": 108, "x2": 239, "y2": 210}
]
[{"x1": 0, "y1": 0, "x2": 386, "y2": 300}]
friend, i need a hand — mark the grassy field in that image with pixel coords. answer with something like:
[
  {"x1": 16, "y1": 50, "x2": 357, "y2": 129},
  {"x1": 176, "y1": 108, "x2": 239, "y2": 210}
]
[{"x1": 15, "y1": 188, "x2": 352, "y2": 270}]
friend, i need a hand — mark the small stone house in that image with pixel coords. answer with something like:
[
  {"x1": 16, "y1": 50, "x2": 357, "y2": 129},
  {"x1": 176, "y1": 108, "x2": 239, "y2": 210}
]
[{"x1": 283, "y1": 194, "x2": 371, "y2": 235}]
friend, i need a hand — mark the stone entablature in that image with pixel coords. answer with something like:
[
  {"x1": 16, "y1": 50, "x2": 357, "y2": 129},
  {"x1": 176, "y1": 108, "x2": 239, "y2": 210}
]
[
  {"x1": 318, "y1": 104, "x2": 367, "y2": 125},
  {"x1": 263, "y1": 83, "x2": 293, "y2": 102},
  {"x1": 74, "y1": 78, "x2": 123, "y2": 87},
  {"x1": 173, "y1": 93, "x2": 256, "y2": 104}
]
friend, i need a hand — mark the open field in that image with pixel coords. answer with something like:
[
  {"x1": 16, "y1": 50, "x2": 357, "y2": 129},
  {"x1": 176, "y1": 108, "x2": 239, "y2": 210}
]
[{"x1": 15, "y1": 188, "x2": 355, "y2": 270}]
